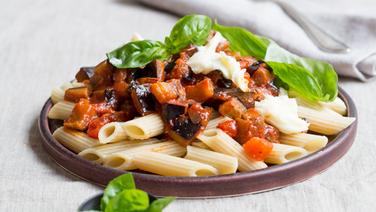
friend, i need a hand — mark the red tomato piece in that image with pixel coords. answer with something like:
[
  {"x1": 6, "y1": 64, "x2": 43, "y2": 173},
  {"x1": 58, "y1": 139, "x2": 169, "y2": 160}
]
[
  {"x1": 243, "y1": 137, "x2": 273, "y2": 161},
  {"x1": 217, "y1": 120, "x2": 238, "y2": 138}
]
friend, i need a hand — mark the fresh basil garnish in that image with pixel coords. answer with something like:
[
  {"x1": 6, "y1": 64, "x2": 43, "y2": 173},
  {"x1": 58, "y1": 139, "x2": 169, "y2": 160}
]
[
  {"x1": 105, "y1": 189, "x2": 149, "y2": 212},
  {"x1": 165, "y1": 14, "x2": 212, "y2": 54},
  {"x1": 107, "y1": 14, "x2": 212, "y2": 69},
  {"x1": 214, "y1": 23, "x2": 338, "y2": 102},
  {"x1": 100, "y1": 173, "x2": 136, "y2": 210},
  {"x1": 213, "y1": 23, "x2": 269, "y2": 59},
  {"x1": 145, "y1": 197, "x2": 176, "y2": 212},
  {"x1": 107, "y1": 40, "x2": 169, "y2": 69}
]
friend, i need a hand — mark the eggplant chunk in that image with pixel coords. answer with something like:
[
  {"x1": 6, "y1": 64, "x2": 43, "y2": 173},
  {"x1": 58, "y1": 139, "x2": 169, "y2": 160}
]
[
  {"x1": 64, "y1": 86, "x2": 90, "y2": 103},
  {"x1": 130, "y1": 83, "x2": 155, "y2": 116},
  {"x1": 75, "y1": 67, "x2": 95, "y2": 82}
]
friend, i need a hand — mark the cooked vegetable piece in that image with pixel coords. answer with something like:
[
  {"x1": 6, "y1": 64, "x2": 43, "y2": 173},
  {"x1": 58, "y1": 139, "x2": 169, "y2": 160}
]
[
  {"x1": 238, "y1": 56, "x2": 257, "y2": 70},
  {"x1": 217, "y1": 120, "x2": 237, "y2": 138},
  {"x1": 263, "y1": 124, "x2": 280, "y2": 143},
  {"x1": 218, "y1": 97, "x2": 247, "y2": 119},
  {"x1": 150, "y1": 79, "x2": 186, "y2": 104},
  {"x1": 162, "y1": 102, "x2": 210, "y2": 146},
  {"x1": 170, "y1": 51, "x2": 190, "y2": 79},
  {"x1": 64, "y1": 99, "x2": 97, "y2": 131},
  {"x1": 87, "y1": 112, "x2": 126, "y2": 138},
  {"x1": 75, "y1": 66, "x2": 95, "y2": 82},
  {"x1": 90, "y1": 60, "x2": 114, "y2": 90},
  {"x1": 185, "y1": 78, "x2": 214, "y2": 102},
  {"x1": 64, "y1": 86, "x2": 90, "y2": 102},
  {"x1": 92, "y1": 102, "x2": 115, "y2": 116},
  {"x1": 252, "y1": 65, "x2": 274, "y2": 86},
  {"x1": 112, "y1": 69, "x2": 129, "y2": 100},
  {"x1": 243, "y1": 137, "x2": 273, "y2": 161},
  {"x1": 129, "y1": 83, "x2": 155, "y2": 116}
]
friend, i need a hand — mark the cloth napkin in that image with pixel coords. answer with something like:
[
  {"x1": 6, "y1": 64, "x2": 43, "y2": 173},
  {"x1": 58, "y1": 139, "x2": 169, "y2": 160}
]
[{"x1": 138, "y1": 0, "x2": 376, "y2": 81}]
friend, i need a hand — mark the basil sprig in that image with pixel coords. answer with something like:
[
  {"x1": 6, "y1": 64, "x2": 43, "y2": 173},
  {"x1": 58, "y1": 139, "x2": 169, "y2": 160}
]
[
  {"x1": 213, "y1": 23, "x2": 338, "y2": 102},
  {"x1": 98, "y1": 173, "x2": 175, "y2": 212},
  {"x1": 107, "y1": 14, "x2": 212, "y2": 69}
]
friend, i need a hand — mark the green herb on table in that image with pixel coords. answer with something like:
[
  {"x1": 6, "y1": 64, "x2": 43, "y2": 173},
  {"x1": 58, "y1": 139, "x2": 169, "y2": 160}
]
[{"x1": 83, "y1": 173, "x2": 175, "y2": 212}]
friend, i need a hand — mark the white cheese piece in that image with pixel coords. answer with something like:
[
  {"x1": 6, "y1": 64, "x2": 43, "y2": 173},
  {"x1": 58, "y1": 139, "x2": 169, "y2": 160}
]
[
  {"x1": 187, "y1": 32, "x2": 249, "y2": 92},
  {"x1": 255, "y1": 94, "x2": 310, "y2": 134}
]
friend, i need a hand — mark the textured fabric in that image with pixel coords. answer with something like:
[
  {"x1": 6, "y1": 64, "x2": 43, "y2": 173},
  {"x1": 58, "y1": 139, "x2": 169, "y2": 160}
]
[
  {"x1": 139, "y1": 0, "x2": 376, "y2": 81},
  {"x1": 0, "y1": 0, "x2": 375, "y2": 211}
]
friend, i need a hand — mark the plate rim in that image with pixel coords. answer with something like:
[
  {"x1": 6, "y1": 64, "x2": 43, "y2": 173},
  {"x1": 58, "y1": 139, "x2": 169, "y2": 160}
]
[{"x1": 38, "y1": 87, "x2": 358, "y2": 198}]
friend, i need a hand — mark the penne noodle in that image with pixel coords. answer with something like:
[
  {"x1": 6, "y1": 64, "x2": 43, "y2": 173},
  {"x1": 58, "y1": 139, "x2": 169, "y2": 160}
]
[
  {"x1": 133, "y1": 152, "x2": 219, "y2": 176},
  {"x1": 265, "y1": 143, "x2": 308, "y2": 164},
  {"x1": 298, "y1": 106, "x2": 355, "y2": 135},
  {"x1": 53, "y1": 127, "x2": 100, "y2": 153},
  {"x1": 98, "y1": 122, "x2": 128, "y2": 144},
  {"x1": 280, "y1": 133, "x2": 328, "y2": 153},
  {"x1": 185, "y1": 146, "x2": 238, "y2": 175},
  {"x1": 121, "y1": 114, "x2": 164, "y2": 139},
  {"x1": 48, "y1": 101, "x2": 75, "y2": 120},
  {"x1": 103, "y1": 141, "x2": 186, "y2": 170},
  {"x1": 191, "y1": 141, "x2": 210, "y2": 149},
  {"x1": 197, "y1": 129, "x2": 267, "y2": 171},
  {"x1": 78, "y1": 139, "x2": 161, "y2": 164},
  {"x1": 206, "y1": 116, "x2": 232, "y2": 129}
]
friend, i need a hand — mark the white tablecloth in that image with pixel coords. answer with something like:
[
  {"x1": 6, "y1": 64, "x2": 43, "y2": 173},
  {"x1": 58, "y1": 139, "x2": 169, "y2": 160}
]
[{"x1": 1, "y1": 0, "x2": 375, "y2": 211}]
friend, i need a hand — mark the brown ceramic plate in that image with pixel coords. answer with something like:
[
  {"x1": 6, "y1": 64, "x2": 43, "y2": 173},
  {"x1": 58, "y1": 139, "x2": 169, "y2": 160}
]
[{"x1": 38, "y1": 87, "x2": 357, "y2": 198}]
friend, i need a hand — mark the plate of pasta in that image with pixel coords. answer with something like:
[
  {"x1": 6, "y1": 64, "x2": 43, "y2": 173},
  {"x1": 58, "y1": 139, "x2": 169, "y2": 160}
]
[{"x1": 39, "y1": 14, "x2": 357, "y2": 197}]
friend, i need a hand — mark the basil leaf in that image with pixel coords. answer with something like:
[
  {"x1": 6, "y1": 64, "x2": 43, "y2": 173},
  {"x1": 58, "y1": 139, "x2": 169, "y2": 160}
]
[
  {"x1": 165, "y1": 14, "x2": 212, "y2": 54},
  {"x1": 264, "y1": 42, "x2": 338, "y2": 101},
  {"x1": 214, "y1": 23, "x2": 337, "y2": 102},
  {"x1": 105, "y1": 189, "x2": 149, "y2": 212},
  {"x1": 213, "y1": 23, "x2": 269, "y2": 59},
  {"x1": 100, "y1": 173, "x2": 136, "y2": 211},
  {"x1": 145, "y1": 197, "x2": 175, "y2": 212},
  {"x1": 107, "y1": 40, "x2": 169, "y2": 68}
]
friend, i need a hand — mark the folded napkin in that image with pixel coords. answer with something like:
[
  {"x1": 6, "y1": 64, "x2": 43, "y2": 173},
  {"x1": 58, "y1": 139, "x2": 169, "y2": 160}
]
[{"x1": 138, "y1": 0, "x2": 376, "y2": 81}]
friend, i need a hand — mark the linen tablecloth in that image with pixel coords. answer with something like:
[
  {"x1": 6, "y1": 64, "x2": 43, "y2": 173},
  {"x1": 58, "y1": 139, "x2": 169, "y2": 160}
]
[{"x1": 1, "y1": 0, "x2": 375, "y2": 211}]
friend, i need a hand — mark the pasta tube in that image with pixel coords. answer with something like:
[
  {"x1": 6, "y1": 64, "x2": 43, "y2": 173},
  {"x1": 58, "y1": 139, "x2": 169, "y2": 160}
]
[
  {"x1": 48, "y1": 101, "x2": 75, "y2": 120},
  {"x1": 103, "y1": 141, "x2": 186, "y2": 170},
  {"x1": 197, "y1": 129, "x2": 267, "y2": 171},
  {"x1": 98, "y1": 122, "x2": 128, "y2": 144},
  {"x1": 121, "y1": 114, "x2": 164, "y2": 139},
  {"x1": 53, "y1": 127, "x2": 100, "y2": 153},
  {"x1": 265, "y1": 143, "x2": 308, "y2": 165},
  {"x1": 133, "y1": 152, "x2": 219, "y2": 176},
  {"x1": 185, "y1": 146, "x2": 238, "y2": 174},
  {"x1": 280, "y1": 133, "x2": 328, "y2": 153},
  {"x1": 298, "y1": 106, "x2": 355, "y2": 135},
  {"x1": 78, "y1": 139, "x2": 160, "y2": 164}
]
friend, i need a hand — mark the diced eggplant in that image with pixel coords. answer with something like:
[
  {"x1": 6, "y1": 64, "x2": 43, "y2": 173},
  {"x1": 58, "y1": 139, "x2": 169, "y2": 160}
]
[
  {"x1": 161, "y1": 101, "x2": 188, "y2": 121},
  {"x1": 150, "y1": 79, "x2": 186, "y2": 104},
  {"x1": 170, "y1": 51, "x2": 190, "y2": 79},
  {"x1": 75, "y1": 67, "x2": 95, "y2": 82},
  {"x1": 218, "y1": 98, "x2": 247, "y2": 119},
  {"x1": 185, "y1": 78, "x2": 214, "y2": 102},
  {"x1": 129, "y1": 83, "x2": 155, "y2": 116},
  {"x1": 169, "y1": 117, "x2": 201, "y2": 146},
  {"x1": 64, "y1": 86, "x2": 90, "y2": 103},
  {"x1": 64, "y1": 99, "x2": 97, "y2": 131},
  {"x1": 90, "y1": 60, "x2": 115, "y2": 89}
]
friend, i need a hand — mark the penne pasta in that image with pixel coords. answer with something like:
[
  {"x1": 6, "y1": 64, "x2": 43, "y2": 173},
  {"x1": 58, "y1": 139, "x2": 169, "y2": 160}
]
[
  {"x1": 48, "y1": 101, "x2": 75, "y2": 120},
  {"x1": 53, "y1": 127, "x2": 100, "y2": 153},
  {"x1": 185, "y1": 146, "x2": 238, "y2": 174},
  {"x1": 103, "y1": 141, "x2": 186, "y2": 170},
  {"x1": 98, "y1": 122, "x2": 128, "y2": 144},
  {"x1": 265, "y1": 143, "x2": 308, "y2": 165},
  {"x1": 121, "y1": 114, "x2": 164, "y2": 139},
  {"x1": 197, "y1": 129, "x2": 267, "y2": 171},
  {"x1": 78, "y1": 139, "x2": 161, "y2": 164},
  {"x1": 298, "y1": 106, "x2": 355, "y2": 135},
  {"x1": 280, "y1": 133, "x2": 328, "y2": 153},
  {"x1": 206, "y1": 116, "x2": 232, "y2": 129},
  {"x1": 191, "y1": 141, "x2": 210, "y2": 149},
  {"x1": 133, "y1": 152, "x2": 219, "y2": 176}
]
